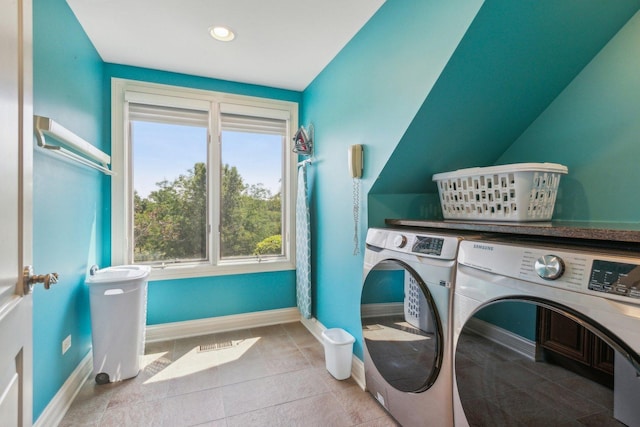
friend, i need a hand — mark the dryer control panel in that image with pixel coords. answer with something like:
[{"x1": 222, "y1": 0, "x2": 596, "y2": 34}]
[
  {"x1": 366, "y1": 228, "x2": 463, "y2": 260},
  {"x1": 411, "y1": 235, "x2": 445, "y2": 256}
]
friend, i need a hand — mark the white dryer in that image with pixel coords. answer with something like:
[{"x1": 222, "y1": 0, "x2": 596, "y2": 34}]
[
  {"x1": 452, "y1": 238, "x2": 640, "y2": 426},
  {"x1": 361, "y1": 228, "x2": 474, "y2": 427}
]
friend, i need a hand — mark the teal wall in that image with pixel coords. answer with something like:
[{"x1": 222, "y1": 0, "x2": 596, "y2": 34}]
[
  {"x1": 302, "y1": 0, "x2": 640, "y2": 356},
  {"x1": 473, "y1": 302, "x2": 537, "y2": 341},
  {"x1": 31, "y1": 0, "x2": 640, "y2": 417},
  {"x1": 368, "y1": 1, "x2": 639, "y2": 340},
  {"x1": 361, "y1": 269, "x2": 404, "y2": 305},
  {"x1": 449, "y1": 5, "x2": 639, "y2": 339},
  {"x1": 372, "y1": 0, "x2": 640, "y2": 197},
  {"x1": 480, "y1": 10, "x2": 640, "y2": 338},
  {"x1": 104, "y1": 63, "x2": 301, "y2": 105},
  {"x1": 498, "y1": 10, "x2": 640, "y2": 223},
  {"x1": 103, "y1": 64, "x2": 301, "y2": 325},
  {"x1": 100, "y1": 64, "x2": 301, "y2": 263},
  {"x1": 32, "y1": 0, "x2": 105, "y2": 420},
  {"x1": 31, "y1": 3, "x2": 302, "y2": 421},
  {"x1": 147, "y1": 271, "x2": 296, "y2": 324},
  {"x1": 301, "y1": 0, "x2": 485, "y2": 358}
]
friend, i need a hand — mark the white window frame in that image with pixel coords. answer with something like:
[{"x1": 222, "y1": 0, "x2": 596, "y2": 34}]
[{"x1": 111, "y1": 78, "x2": 298, "y2": 280}]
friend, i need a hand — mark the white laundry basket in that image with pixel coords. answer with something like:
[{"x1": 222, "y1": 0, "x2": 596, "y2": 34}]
[
  {"x1": 433, "y1": 162, "x2": 568, "y2": 222},
  {"x1": 322, "y1": 328, "x2": 355, "y2": 380},
  {"x1": 86, "y1": 265, "x2": 150, "y2": 384}
]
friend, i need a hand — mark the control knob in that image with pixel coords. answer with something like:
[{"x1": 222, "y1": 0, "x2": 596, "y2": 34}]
[
  {"x1": 534, "y1": 255, "x2": 565, "y2": 280},
  {"x1": 393, "y1": 235, "x2": 408, "y2": 248}
]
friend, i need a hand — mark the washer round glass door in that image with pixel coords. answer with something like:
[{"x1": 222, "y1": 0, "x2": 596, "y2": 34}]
[
  {"x1": 361, "y1": 259, "x2": 442, "y2": 392},
  {"x1": 455, "y1": 300, "x2": 640, "y2": 426}
]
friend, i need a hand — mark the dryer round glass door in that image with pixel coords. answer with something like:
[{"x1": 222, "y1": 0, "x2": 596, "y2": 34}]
[{"x1": 361, "y1": 259, "x2": 442, "y2": 393}]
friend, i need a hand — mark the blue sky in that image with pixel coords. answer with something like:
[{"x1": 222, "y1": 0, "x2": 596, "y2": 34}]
[{"x1": 132, "y1": 121, "x2": 283, "y2": 198}]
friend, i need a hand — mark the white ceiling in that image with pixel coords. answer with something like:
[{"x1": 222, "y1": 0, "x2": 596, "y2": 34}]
[{"x1": 66, "y1": 0, "x2": 385, "y2": 91}]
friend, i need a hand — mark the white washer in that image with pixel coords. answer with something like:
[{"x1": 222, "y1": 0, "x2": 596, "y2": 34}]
[
  {"x1": 361, "y1": 228, "x2": 475, "y2": 427},
  {"x1": 452, "y1": 238, "x2": 640, "y2": 426}
]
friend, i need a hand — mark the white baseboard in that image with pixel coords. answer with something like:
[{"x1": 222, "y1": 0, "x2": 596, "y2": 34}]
[
  {"x1": 299, "y1": 316, "x2": 365, "y2": 390},
  {"x1": 300, "y1": 316, "x2": 324, "y2": 342},
  {"x1": 33, "y1": 352, "x2": 92, "y2": 427},
  {"x1": 350, "y1": 355, "x2": 366, "y2": 390},
  {"x1": 465, "y1": 317, "x2": 536, "y2": 360},
  {"x1": 361, "y1": 302, "x2": 403, "y2": 319},
  {"x1": 145, "y1": 307, "x2": 301, "y2": 342}
]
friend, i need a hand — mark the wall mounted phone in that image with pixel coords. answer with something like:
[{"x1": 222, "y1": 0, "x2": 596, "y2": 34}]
[
  {"x1": 348, "y1": 144, "x2": 363, "y2": 178},
  {"x1": 348, "y1": 144, "x2": 364, "y2": 255}
]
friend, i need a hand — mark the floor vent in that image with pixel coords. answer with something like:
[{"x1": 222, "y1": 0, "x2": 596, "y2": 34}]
[{"x1": 198, "y1": 341, "x2": 234, "y2": 352}]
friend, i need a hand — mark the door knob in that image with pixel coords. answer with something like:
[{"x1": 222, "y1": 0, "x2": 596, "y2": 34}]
[{"x1": 23, "y1": 266, "x2": 59, "y2": 294}]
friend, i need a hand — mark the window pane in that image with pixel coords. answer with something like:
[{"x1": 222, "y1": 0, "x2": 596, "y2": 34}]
[
  {"x1": 220, "y1": 125, "x2": 284, "y2": 259},
  {"x1": 131, "y1": 120, "x2": 208, "y2": 264}
]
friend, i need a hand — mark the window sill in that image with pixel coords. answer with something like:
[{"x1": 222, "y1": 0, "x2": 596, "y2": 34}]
[{"x1": 146, "y1": 259, "x2": 296, "y2": 281}]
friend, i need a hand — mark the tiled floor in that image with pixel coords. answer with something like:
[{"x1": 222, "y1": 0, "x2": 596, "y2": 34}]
[
  {"x1": 456, "y1": 330, "x2": 624, "y2": 427},
  {"x1": 59, "y1": 322, "x2": 398, "y2": 427}
]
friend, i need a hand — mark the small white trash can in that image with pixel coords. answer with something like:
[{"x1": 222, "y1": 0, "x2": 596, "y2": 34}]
[
  {"x1": 321, "y1": 328, "x2": 355, "y2": 380},
  {"x1": 86, "y1": 265, "x2": 150, "y2": 384}
]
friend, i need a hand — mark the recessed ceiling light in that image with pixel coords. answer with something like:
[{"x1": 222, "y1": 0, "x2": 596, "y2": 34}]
[{"x1": 209, "y1": 26, "x2": 235, "y2": 42}]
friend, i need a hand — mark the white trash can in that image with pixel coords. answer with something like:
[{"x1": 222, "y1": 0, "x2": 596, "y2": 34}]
[
  {"x1": 86, "y1": 265, "x2": 150, "y2": 384},
  {"x1": 321, "y1": 328, "x2": 355, "y2": 380}
]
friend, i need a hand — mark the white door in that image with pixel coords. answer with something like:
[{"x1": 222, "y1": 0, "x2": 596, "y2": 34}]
[{"x1": 0, "y1": 0, "x2": 34, "y2": 425}]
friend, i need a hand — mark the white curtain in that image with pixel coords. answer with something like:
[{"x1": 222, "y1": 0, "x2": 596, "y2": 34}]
[{"x1": 296, "y1": 163, "x2": 312, "y2": 318}]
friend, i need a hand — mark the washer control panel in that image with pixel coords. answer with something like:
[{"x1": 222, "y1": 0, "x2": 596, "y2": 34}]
[
  {"x1": 534, "y1": 255, "x2": 565, "y2": 280},
  {"x1": 458, "y1": 240, "x2": 640, "y2": 304},
  {"x1": 589, "y1": 260, "x2": 640, "y2": 299}
]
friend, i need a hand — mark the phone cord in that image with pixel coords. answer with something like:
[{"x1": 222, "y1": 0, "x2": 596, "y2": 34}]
[{"x1": 353, "y1": 178, "x2": 360, "y2": 255}]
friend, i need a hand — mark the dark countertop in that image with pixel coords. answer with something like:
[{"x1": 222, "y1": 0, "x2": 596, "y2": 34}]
[{"x1": 385, "y1": 219, "x2": 640, "y2": 248}]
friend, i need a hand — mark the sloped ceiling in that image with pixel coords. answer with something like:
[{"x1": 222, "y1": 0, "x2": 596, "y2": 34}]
[{"x1": 371, "y1": 0, "x2": 640, "y2": 194}]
